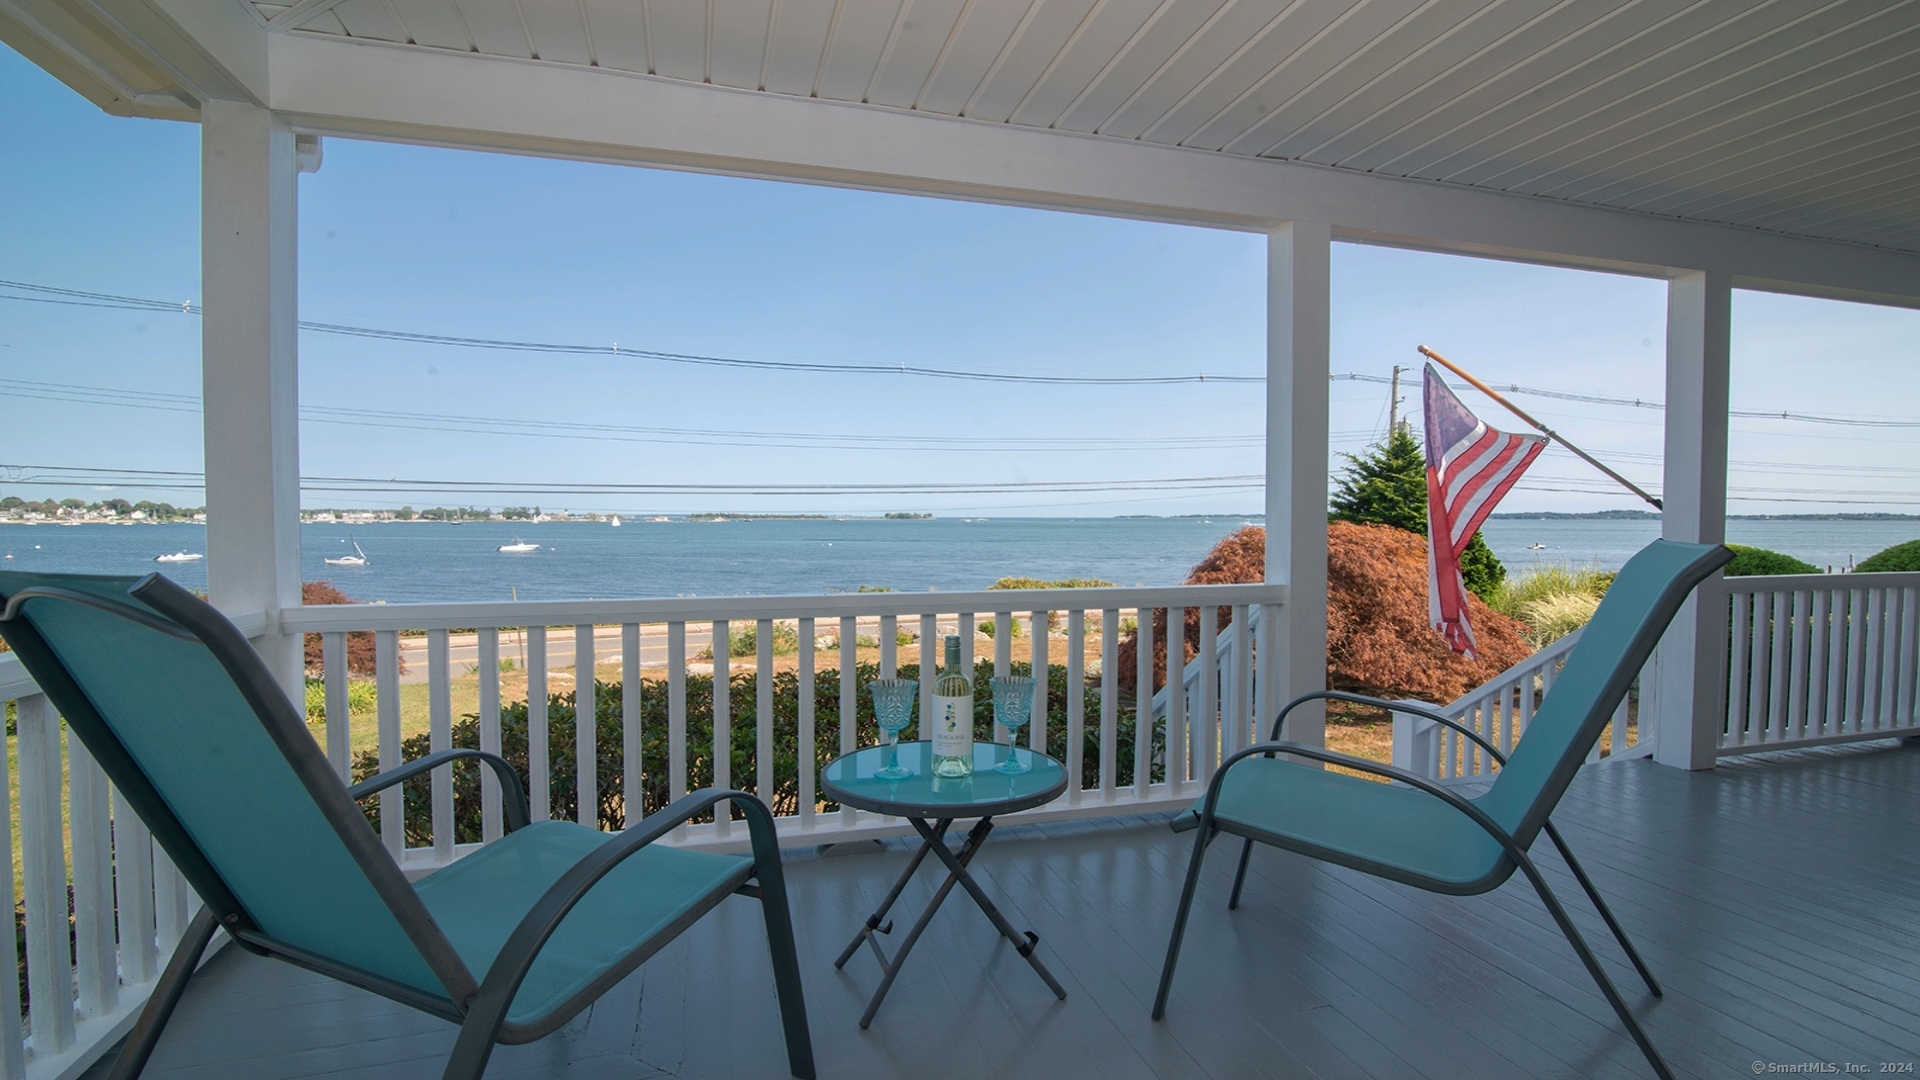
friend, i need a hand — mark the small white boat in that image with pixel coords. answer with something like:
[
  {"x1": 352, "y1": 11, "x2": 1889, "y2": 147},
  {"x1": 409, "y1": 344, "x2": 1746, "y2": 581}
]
[
  {"x1": 1527, "y1": 542, "x2": 1548, "y2": 550},
  {"x1": 325, "y1": 540, "x2": 369, "y2": 566},
  {"x1": 155, "y1": 551, "x2": 203, "y2": 563},
  {"x1": 610, "y1": 515, "x2": 621, "y2": 527},
  {"x1": 498, "y1": 539, "x2": 539, "y2": 553}
]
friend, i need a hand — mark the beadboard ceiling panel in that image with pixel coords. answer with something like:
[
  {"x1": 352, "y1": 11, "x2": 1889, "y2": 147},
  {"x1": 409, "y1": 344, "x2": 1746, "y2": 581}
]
[{"x1": 247, "y1": 0, "x2": 1920, "y2": 253}]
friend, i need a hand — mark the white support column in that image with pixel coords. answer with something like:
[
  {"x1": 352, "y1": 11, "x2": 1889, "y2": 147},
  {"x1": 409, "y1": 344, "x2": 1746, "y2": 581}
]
[
  {"x1": 1265, "y1": 222, "x2": 1332, "y2": 748},
  {"x1": 201, "y1": 100, "x2": 304, "y2": 702},
  {"x1": 1653, "y1": 270, "x2": 1732, "y2": 770}
]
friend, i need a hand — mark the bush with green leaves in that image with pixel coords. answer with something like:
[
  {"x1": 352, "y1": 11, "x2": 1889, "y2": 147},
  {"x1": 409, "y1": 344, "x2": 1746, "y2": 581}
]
[
  {"x1": 1489, "y1": 564, "x2": 1614, "y2": 649},
  {"x1": 304, "y1": 676, "x2": 379, "y2": 722},
  {"x1": 978, "y1": 617, "x2": 1023, "y2": 639},
  {"x1": 352, "y1": 662, "x2": 1154, "y2": 845},
  {"x1": 1723, "y1": 544, "x2": 1818, "y2": 577},
  {"x1": 1856, "y1": 539, "x2": 1920, "y2": 574},
  {"x1": 1328, "y1": 427, "x2": 1505, "y2": 601},
  {"x1": 988, "y1": 577, "x2": 1115, "y2": 590},
  {"x1": 711, "y1": 621, "x2": 801, "y2": 658}
]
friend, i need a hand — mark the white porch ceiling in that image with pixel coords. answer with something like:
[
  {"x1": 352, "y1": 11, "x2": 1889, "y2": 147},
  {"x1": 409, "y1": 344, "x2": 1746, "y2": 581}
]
[{"x1": 242, "y1": 0, "x2": 1920, "y2": 255}]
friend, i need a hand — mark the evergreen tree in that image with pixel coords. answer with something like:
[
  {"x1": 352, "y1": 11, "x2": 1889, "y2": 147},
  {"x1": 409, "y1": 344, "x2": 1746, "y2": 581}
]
[{"x1": 1329, "y1": 427, "x2": 1506, "y2": 601}]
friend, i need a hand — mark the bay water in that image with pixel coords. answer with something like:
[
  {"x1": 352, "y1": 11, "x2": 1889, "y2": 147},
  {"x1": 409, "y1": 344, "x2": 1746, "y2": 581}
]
[{"x1": 1, "y1": 516, "x2": 1912, "y2": 605}]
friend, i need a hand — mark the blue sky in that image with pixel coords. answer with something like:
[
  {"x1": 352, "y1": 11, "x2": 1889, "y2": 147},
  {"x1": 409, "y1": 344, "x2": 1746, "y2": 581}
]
[{"x1": 4, "y1": 43, "x2": 1916, "y2": 517}]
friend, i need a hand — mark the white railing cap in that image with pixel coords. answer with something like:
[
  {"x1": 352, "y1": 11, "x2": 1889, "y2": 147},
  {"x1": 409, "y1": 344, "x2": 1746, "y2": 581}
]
[{"x1": 280, "y1": 582, "x2": 1285, "y2": 632}]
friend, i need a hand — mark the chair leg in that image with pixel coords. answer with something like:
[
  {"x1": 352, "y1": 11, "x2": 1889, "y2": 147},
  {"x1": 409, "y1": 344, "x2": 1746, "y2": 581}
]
[
  {"x1": 1543, "y1": 822, "x2": 1661, "y2": 997},
  {"x1": 1228, "y1": 839, "x2": 1254, "y2": 910},
  {"x1": 1152, "y1": 824, "x2": 1215, "y2": 1020},
  {"x1": 107, "y1": 907, "x2": 218, "y2": 1080},
  {"x1": 752, "y1": 855, "x2": 817, "y2": 1080},
  {"x1": 1513, "y1": 851, "x2": 1675, "y2": 1080}
]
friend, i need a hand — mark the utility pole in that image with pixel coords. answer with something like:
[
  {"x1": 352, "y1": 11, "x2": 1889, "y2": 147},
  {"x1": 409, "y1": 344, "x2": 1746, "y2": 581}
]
[{"x1": 1388, "y1": 364, "x2": 1406, "y2": 436}]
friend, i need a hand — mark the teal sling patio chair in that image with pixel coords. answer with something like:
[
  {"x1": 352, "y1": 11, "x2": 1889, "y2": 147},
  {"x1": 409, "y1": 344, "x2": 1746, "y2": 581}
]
[
  {"x1": 1154, "y1": 539, "x2": 1732, "y2": 1080},
  {"x1": 0, "y1": 570, "x2": 815, "y2": 1080}
]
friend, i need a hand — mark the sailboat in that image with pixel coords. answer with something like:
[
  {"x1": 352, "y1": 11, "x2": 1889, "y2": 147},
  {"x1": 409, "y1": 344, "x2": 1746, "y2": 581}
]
[
  {"x1": 498, "y1": 538, "x2": 539, "y2": 553},
  {"x1": 325, "y1": 539, "x2": 369, "y2": 566},
  {"x1": 610, "y1": 515, "x2": 621, "y2": 527}
]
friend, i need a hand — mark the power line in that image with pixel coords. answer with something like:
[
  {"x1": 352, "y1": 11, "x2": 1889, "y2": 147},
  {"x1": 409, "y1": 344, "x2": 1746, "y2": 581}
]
[
  {"x1": 0, "y1": 463, "x2": 1264, "y2": 498},
  {"x1": 0, "y1": 279, "x2": 1261, "y2": 386},
  {"x1": 0, "y1": 377, "x2": 1263, "y2": 453}
]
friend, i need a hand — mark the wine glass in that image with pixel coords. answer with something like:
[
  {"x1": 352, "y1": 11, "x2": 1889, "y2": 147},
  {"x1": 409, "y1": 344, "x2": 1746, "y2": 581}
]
[
  {"x1": 868, "y1": 678, "x2": 918, "y2": 780},
  {"x1": 991, "y1": 675, "x2": 1036, "y2": 775}
]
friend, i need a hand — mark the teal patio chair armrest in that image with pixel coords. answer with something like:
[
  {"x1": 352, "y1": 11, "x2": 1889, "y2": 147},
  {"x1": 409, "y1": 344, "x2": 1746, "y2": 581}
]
[
  {"x1": 1189, "y1": 739, "x2": 1528, "y2": 866},
  {"x1": 465, "y1": 788, "x2": 787, "y2": 1036},
  {"x1": 1270, "y1": 690, "x2": 1508, "y2": 766},
  {"x1": 347, "y1": 749, "x2": 531, "y2": 833}
]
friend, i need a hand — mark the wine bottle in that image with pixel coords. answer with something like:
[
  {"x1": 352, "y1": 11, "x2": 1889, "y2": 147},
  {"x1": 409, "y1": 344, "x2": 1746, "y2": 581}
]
[{"x1": 930, "y1": 634, "x2": 974, "y2": 778}]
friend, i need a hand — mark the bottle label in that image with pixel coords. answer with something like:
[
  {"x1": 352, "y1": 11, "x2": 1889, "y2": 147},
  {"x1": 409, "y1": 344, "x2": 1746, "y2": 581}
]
[{"x1": 931, "y1": 693, "x2": 972, "y2": 758}]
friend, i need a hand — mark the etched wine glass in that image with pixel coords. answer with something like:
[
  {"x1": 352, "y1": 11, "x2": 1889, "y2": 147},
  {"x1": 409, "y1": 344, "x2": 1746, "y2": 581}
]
[
  {"x1": 991, "y1": 674, "x2": 1037, "y2": 775},
  {"x1": 868, "y1": 677, "x2": 918, "y2": 780}
]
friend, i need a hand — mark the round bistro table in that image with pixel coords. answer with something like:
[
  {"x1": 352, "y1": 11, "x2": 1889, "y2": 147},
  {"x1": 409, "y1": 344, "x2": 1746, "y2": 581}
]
[{"x1": 821, "y1": 740, "x2": 1069, "y2": 1028}]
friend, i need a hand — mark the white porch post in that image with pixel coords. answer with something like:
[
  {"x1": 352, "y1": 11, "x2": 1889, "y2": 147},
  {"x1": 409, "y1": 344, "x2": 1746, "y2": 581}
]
[
  {"x1": 1652, "y1": 270, "x2": 1731, "y2": 770},
  {"x1": 201, "y1": 100, "x2": 304, "y2": 702},
  {"x1": 1264, "y1": 222, "x2": 1331, "y2": 747}
]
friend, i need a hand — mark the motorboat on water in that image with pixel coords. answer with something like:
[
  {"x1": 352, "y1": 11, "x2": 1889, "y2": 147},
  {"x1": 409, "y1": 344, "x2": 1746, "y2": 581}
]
[
  {"x1": 1526, "y1": 542, "x2": 1548, "y2": 550},
  {"x1": 155, "y1": 551, "x2": 203, "y2": 563},
  {"x1": 325, "y1": 540, "x2": 369, "y2": 566},
  {"x1": 498, "y1": 539, "x2": 540, "y2": 553}
]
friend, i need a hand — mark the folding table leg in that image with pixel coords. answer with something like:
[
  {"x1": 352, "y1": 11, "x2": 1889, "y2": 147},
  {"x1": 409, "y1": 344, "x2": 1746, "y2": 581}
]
[
  {"x1": 910, "y1": 817, "x2": 1066, "y2": 1001},
  {"x1": 833, "y1": 820, "x2": 951, "y2": 970}
]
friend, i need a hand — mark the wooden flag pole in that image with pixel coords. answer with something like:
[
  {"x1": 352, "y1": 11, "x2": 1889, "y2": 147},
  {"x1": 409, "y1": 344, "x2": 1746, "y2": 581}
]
[{"x1": 1417, "y1": 344, "x2": 1663, "y2": 511}]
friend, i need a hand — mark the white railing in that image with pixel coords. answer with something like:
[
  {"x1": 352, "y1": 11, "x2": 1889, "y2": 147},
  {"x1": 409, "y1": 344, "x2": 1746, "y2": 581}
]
[
  {"x1": 1714, "y1": 571, "x2": 1920, "y2": 755},
  {"x1": 0, "y1": 659, "x2": 200, "y2": 1080},
  {"x1": 283, "y1": 584, "x2": 1284, "y2": 864},
  {"x1": 1390, "y1": 628, "x2": 1649, "y2": 784}
]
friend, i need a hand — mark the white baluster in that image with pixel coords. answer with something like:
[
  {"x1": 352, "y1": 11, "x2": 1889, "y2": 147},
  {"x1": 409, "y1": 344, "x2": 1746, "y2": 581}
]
[
  {"x1": 575, "y1": 624, "x2": 597, "y2": 828},
  {"x1": 1031, "y1": 611, "x2": 1050, "y2": 758},
  {"x1": 18, "y1": 695, "x2": 74, "y2": 1055},
  {"x1": 69, "y1": 741, "x2": 117, "y2": 1018},
  {"x1": 111, "y1": 789, "x2": 157, "y2": 985},
  {"x1": 429, "y1": 629, "x2": 454, "y2": 863},
  {"x1": 1728, "y1": 592, "x2": 1752, "y2": 746},
  {"x1": 376, "y1": 630, "x2": 403, "y2": 854},
  {"x1": 477, "y1": 629, "x2": 503, "y2": 843},
  {"x1": 526, "y1": 625, "x2": 550, "y2": 824},
  {"x1": 1787, "y1": 591, "x2": 1811, "y2": 743},
  {"x1": 0, "y1": 703, "x2": 24, "y2": 1080},
  {"x1": 322, "y1": 631, "x2": 350, "y2": 781},
  {"x1": 668, "y1": 621, "x2": 688, "y2": 812},
  {"x1": 1100, "y1": 608, "x2": 1118, "y2": 799},
  {"x1": 713, "y1": 620, "x2": 730, "y2": 838},
  {"x1": 798, "y1": 617, "x2": 816, "y2": 828},
  {"x1": 756, "y1": 619, "x2": 774, "y2": 816},
  {"x1": 1197, "y1": 610, "x2": 1218, "y2": 782},
  {"x1": 1065, "y1": 611, "x2": 1085, "y2": 804},
  {"x1": 1166, "y1": 609, "x2": 1186, "y2": 796},
  {"x1": 838, "y1": 615, "x2": 857, "y2": 828},
  {"x1": 622, "y1": 623, "x2": 642, "y2": 828},
  {"x1": 1134, "y1": 607, "x2": 1153, "y2": 797}
]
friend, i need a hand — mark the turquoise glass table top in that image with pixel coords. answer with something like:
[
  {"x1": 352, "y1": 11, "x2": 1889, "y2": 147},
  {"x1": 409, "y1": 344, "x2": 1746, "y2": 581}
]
[{"x1": 820, "y1": 741, "x2": 1067, "y2": 818}]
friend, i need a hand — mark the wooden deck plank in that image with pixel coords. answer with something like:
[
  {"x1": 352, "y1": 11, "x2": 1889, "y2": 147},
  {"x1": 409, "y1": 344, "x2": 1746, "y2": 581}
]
[{"x1": 80, "y1": 740, "x2": 1920, "y2": 1080}]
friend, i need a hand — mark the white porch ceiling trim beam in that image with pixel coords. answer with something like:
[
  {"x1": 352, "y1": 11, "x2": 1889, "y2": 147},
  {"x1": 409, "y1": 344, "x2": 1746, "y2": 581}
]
[{"x1": 266, "y1": 34, "x2": 1920, "y2": 308}]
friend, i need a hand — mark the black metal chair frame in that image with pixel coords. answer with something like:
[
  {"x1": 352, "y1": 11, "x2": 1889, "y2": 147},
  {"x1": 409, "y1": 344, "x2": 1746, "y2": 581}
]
[{"x1": 1154, "y1": 689, "x2": 1674, "y2": 1080}]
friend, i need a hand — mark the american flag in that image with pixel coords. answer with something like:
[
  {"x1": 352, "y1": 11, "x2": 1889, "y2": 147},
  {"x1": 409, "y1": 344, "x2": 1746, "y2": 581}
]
[{"x1": 1423, "y1": 364, "x2": 1546, "y2": 658}]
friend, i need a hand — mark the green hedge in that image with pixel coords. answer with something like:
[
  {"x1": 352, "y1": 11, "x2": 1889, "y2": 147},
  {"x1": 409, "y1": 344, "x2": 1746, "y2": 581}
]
[
  {"x1": 1856, "y1": 539, "x2": 1920, "y2": 574},
  {"x1": 353, "y1": 661, "x2": 1154, "y2": 845},
  {"x1": 1724, "y1": 544, "x2": 1818, "y2": 577}
]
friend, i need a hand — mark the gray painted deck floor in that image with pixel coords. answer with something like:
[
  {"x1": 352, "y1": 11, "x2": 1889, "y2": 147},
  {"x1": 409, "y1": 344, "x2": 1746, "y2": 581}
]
[{"x1": 90, "y1": 741, "x2": 1920, "y2": 1080}]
